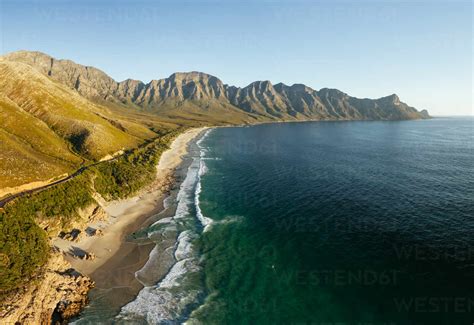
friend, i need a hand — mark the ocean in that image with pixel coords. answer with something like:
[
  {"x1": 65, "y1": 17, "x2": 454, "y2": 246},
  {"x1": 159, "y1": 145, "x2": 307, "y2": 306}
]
[{"x1": 79, "y1": 117, "x2": 474, "y2": 324}]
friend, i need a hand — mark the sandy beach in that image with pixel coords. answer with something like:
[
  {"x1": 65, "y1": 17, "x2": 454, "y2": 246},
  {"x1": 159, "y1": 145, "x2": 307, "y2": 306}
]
[{"x1": 51, "y1": 127, "x2": 208, "y2": 310}]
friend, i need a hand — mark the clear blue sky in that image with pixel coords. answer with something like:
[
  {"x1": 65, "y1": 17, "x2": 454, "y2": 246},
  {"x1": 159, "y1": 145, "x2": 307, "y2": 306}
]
[{"x1": 1, "y1": 0, "x2": 472, "y2": 115}]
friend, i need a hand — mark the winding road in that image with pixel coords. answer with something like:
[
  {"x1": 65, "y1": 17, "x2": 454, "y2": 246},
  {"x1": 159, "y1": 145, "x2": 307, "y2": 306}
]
[
  {"x1": 0, "y1": 156, "x2": 120, "y2": 209},
  {"x1": 0, "y1": 135, "x2": 168, "y2": 209}
]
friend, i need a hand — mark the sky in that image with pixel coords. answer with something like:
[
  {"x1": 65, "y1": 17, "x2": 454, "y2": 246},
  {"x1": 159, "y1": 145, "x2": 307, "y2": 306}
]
[{"x1": 0, "y1": 0, "x2": 472, "y2": 116}]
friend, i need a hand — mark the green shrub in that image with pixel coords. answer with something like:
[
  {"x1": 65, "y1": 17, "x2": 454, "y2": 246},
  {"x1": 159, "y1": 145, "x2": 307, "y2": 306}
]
[
  {"x1": 0, "y1": 174, "x2": 94, "y2": 293},
  {"x1": 0, "y1": 210, "x2": 49, "y2": 293},
  {"x1": 0, "y1": 129, "x2": 183, "y2": 293},
  {"x1": 92, "y1": 129, "x2": 182, "y2": 199},
  {"x1": 6, "y1": 174, "x2": 95, "y2": 228}
]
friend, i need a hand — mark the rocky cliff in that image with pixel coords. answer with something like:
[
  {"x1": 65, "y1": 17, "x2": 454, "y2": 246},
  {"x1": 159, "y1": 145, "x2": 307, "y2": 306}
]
[
  {"x1": 0, "y1": 253, "x2": 94, "y2": 325},
  {"x1": 0, "y1": 50, "x2": 430, "y2": 324},
  {"x1": 0, "y1": 202, "x2": 109, "y2": 324},
  {"x1": 3, "y1": 51, "x2": 429, "y2": 121}
]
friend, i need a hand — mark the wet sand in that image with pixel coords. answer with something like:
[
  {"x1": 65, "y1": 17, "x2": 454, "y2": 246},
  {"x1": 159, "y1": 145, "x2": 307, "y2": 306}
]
[{"x1": 54, "y1": 127, "x2": 208, "y2": 315}]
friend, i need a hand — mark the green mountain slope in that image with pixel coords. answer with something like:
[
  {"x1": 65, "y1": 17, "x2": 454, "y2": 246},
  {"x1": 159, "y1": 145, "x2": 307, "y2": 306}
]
[
  {"x1": 0, "y1": 59, "x2": 159, "y2": 189},
  {"x1": 0, "y1": 60, "x2": 142, "y2": 158},
  {"x1": 0, "y1": 95, "x2": 81, "y2": 189},
  {"x1": 0, "y1": 50, "x2": 430, "y2": 190},
  {"x1": 0, "y1": 50, "x2": 432, "y2": 309}
]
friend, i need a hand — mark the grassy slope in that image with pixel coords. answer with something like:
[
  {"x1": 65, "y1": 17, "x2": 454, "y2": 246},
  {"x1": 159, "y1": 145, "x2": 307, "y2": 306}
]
[
  {"x1": 0, "y1": 57, "x2": 294, "y2": 295},
  {"x1": 0, "y1": 61, "x2": 141, "y2": 157},
  {"x1": 0, "y1": 129, "x2": 181, "y2": 294},
  {"x1": 0, "y1": 60, "x2": 166, "y2": 189},
  {"x1": 0, "y1": 61, "x2": 192, "y2": 292},
  {"x1": 142, "y1": 99, "x2": 269, "y2": 126},
  {"x1": 0, "y1": 96, "x2": 81, "y2": 188}
]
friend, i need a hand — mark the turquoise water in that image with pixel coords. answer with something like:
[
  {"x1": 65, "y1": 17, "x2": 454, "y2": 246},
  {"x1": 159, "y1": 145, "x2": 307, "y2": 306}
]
[
  {"x1": 189, "y1": 118, "x2": 473, "y2": 324},
  {"x1": 84, "y1": 117, "x2": 473, "y2": 324}
]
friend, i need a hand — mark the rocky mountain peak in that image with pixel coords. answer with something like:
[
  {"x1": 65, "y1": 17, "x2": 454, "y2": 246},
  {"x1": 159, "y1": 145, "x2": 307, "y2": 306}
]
[
  {"x1": 247, "y1": 80, "x2": 274, "y2": 91},
  {"x1": 387, "y1": 94, "x2": 400, "y2": 103},
  {"x1": 290, "y1": 83, "x2": 315, "y2": 93},
  {"x1": 1, "y1": 50, "x2": 430, "y2": 120},
  {"x1": 3, "y1": 50, "x2": 52, "y2": 66},
  {"x1": 164, "y1": 71, "x2": 226, "y2": 101},
  {"x1": 3, "y1": 50, "x2": 118, "y2": 101},
  {"x1": 169, "y1": 71, "x2": 215, "y2": 81},
  {"x1": 377, "y1": 93, "x2": 401, "y2": 105},
  {"x1": 317, "y1": 88, "x2": 347, "y2": 98}
]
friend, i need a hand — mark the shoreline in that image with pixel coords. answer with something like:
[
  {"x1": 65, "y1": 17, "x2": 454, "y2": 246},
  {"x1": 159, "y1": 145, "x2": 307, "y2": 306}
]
[{"x1": 52, "y1": 127, "x2": 209, "y2": 317}]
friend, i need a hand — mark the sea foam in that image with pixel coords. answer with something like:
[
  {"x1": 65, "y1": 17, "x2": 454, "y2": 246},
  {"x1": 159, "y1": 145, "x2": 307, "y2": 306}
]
[{"x1": 117, "y1": 129, "x2": 213, "y2": 324}]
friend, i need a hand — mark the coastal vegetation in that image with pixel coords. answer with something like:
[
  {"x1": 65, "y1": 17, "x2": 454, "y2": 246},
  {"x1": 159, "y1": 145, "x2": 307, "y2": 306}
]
[
  {"x1": 92, "y1": 130, "x2": 181, "y2": 199},
  {"x1": 0, "y1": 57, "x2": 165, "y2": 190},
  {"x1": 0, "y1": 50, "x2": 430, "y2": 319},
  {"x1": 0, "y1": 208, "x2": 49, "y2": 295},
  {"x1": 0, "y1": 51, "x2": 429, "y2": 190},
  {"x1": 0, "y1": 129, "x2": 182, "y2": 294}
]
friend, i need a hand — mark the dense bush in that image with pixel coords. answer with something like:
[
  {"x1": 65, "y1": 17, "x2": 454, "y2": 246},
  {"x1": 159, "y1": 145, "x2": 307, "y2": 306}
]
[
  {"x1": 7, "y1": 175, "x2": 95, "y2": 227},
  {"x1": 0, "y1": 175, "x2": 94, "y2": 293},
  {"x1": 92, "y1": 130, "x2": 181, "y2": 199},
  {"x1": 0, "y1": 129, "x2": 182, "y2": 293},
  {"x1": 0, "y1": 210, "x2": 49, "y2": 293}
]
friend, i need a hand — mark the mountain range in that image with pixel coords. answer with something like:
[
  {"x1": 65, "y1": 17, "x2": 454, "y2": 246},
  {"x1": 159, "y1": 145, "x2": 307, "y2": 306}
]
[
  {"x1": 3, "y1": 51, "x2": 429, "y2": 120},
  {"x1": 0, "y1": 50, "x2": 429, "y2": 190}
]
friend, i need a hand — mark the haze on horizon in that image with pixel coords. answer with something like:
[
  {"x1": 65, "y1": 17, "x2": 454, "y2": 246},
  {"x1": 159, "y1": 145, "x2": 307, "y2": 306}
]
[{"x1": 1, "y1": 0, "x2": 472, "y2": 116}]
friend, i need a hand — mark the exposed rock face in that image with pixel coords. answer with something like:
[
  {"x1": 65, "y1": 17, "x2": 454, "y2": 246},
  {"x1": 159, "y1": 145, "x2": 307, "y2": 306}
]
[
  {"x1": 36, "y1": 203, "x2": 108, "y2": 239},
  {"x1": 0, "y1": 58, "x2": 143, "y2": 165},
  {"x1": 0, "y1": 202, "x2": 107, "y2": 324},
  {"x1": 3, "y1": 51, "x2": 429, "y2": 121},
  {"x1": 129, "y1": 72, "x2": 229, "y2": 107},
  {"x1": 0, "y1": 253, "x2": 94, "y2": 325},
  {"x1": 273, "y1": 83, "x2": 327, "y2": 117},
  {"x1": 227, "y1": 81, "x2": 289, "y2": 118},
  {"x1": 3, "y1": 51, "x2": 119, "y2": 102}
]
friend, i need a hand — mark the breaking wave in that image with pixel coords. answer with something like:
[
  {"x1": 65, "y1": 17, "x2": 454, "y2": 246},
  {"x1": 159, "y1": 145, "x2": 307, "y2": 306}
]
[{"x1": 116, "y1": 129, "x2": 214, "y2": 324}]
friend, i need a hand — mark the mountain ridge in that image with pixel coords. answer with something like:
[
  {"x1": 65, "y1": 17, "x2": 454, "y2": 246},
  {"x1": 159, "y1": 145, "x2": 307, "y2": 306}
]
[
  {"x1": 0, "y1": 56, "x2": 169, "y2": 189},
  {"x1": 2, "y1": 50, "x2": 429, "y2": 121}
]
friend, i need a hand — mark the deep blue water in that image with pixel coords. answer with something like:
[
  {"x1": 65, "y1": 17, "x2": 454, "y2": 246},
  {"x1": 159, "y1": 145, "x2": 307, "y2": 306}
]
[{"x1": 191, "y1": 117, "x2": 474, "y2": 324}]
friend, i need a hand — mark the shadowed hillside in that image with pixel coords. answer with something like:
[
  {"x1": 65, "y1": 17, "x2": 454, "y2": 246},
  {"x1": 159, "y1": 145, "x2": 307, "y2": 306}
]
[
  {"x1": 0, "y1": 50, "x2": 432, "y2": 323},
  {"x1": 0, "y1": 51, "x2": 429, "y2": 190},
  {"x1": 0, "y1": 59, "x2": 158, "y2": 189}
]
